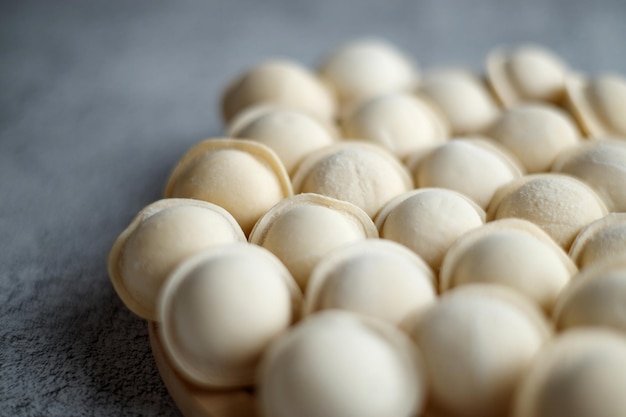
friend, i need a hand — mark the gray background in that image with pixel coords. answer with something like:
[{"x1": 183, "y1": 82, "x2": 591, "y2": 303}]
[{"x1": 1, "y1": 0, "x2": 625, "y2": 416}]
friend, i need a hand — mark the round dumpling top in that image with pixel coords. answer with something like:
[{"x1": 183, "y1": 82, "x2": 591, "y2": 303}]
[
  {"x1": 488, "y1": 174, "x2": 608, "y2": 250},
  {"x1": 376, "y1": 188, "x2": 485, "y2": 272},
  {"x1": 232, "y1": 108, "x2": 336, "y2": 175},
  {"x1": 318, "y1": 38, "x2": 418, "y2": 108},
  {"x1": 565, "y1": 73, "x2": 626, "y2": 138},
  {"x1": 158, "y1": 243, "x2": 302, "y2": 388},
  {"x1": 553, "y1": 258, "x2": 626, "y2": 334},
  {"x1": 487, "y1": 44, "x2": 568, "y2": 107},
  {"x1": 258, "y1": 310, "x2": 428, "y2": 417},
  {"x1": 408, "y1": 137, "x2": 523, "y2": 208},
  {"x1": 568, "y1": 213, "x2": 626, "y2": 268},
  {"x1": 164, "y1": 138, "x2": 293, "y2": 235},
  {"x1": 292, "y1": 141, "x2": 413, "y2": 218},
  {"x1": 304, "y1": 239, "x2": 436, "y2": 325},
  {"x1": 417, "y1": 68, "x2": 500, "y2": 135},
  {"x1": 513, "y1": 329, "x2": 626, "y2": 417},
  {"x1": 249, "y1": 193, "x2": 378, "y2": 290},
  {"x1": 226, "y1": 102, "x2": 340, "y2": 139},
  {"x1": 342, "y1": 92, "x2": 449, "y2": 159},
  {"x1": 440, "y1": 218, "x2": 576, "y2": 311},
  {"x1": 405, "y1": 284, "x2": 551, "y2": 417},
  {"x1": 221, "y1": 59, "x2": 336, "y2": 123},
  {"x1": 108, "y1": 199, "x2": 246, "y2": 320},
  {"x1": 484, "y1": 103, "x2": 580, "y2": 173},
  {"x1": 552, "y1": 139, "x2": 626, "y2": 212}
]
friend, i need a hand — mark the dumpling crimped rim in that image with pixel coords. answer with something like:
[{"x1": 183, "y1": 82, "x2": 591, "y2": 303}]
[
  {"x1": 226, "y1": 103, "x2": 340, "y2": 139},
  {"x1": 290, "y1": 140, "x2": 414, "y2": 195},
  {"x1": 568, "y1": 213, "x2": 626, "y2": 267},
  {"x1": 565, "y1": 73, "x2": 608, "y2": 138},
  {"x1": 486, "y1": 44, "x2": 567, "y2": 108},
  {"x1": 107, "y1": 198, "x2": 246, "y2": 320},
  {"x1": 248, "y1": 193, "x2": 379, "y2": 247},
  {"x1": 374, "y1": 187, "x2": 486, "y2": 232},
  {"x1": 436, "y1": 283, "x2": 554, "y2": 339},
  {"x1": 149, "y1": 321, "x2": 259, "y2": 417},
  {"x1": 439, "y1": 218, "x2": 577, "y2": 293},
  {"x1": 486, "y1": 173, "x2": 608, "y2": 222},
  {"x1": 163, "y1": 138, "x2": 293, "y2": 200},
  {"x1": 303, "y1": 238, "x2": 436, "y2": 318},
  {"x1": 257, "y1": 310, "x2": 428, "y2": 417},
  {"x1": 552, "y1": 256, "x2": 626, "y2": 330},
  {"x1": 512, "y1": 328, "x2": 626, "y2": 417},
  {"x1": 157, "y1": 242, "x2": 303, "y2": 388}
]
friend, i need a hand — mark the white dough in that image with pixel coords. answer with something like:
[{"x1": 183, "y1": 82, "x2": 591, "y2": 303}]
[
  {"x1": 405, "y1": 284, "x2": 551, "y2": 417},
  {"x1": 440, "y1": 218, "x2": 576, "y2": 311},
  {"x1": 222, "y1": 59, "x2": 336, "y2": 123},
  {"x1": 292, "y1": 141, "x2": 413, "y2": 218},
  {"x1": 513, "y1": 329, "x2": 626, "y2": 417},
  {"x1": 417, "y1": 68, "x2": 500, "y2": 135},
  {"x1": 487, "y1": 44, "x2": 568, "y2": 107},
  {"x1": 258, "y1": 311, "x2": 427, "y2": 417},
  {"x1": 249, "y1": 193, "x2": 378, "y2": 290},
  {"x1": 376, "y1": 188, "x2": 485, "y2": 272},
  {"x1": 409, "y1": 137, "x2": 523, "y2": 208},
  {"x1": 164, "y1": 139, "x2": 293, "y2": 235},
  {"x1": 304, "y1": 239, "x2": 436, "y2": 325},
  {"x1": 488, "y1": 174, "x2": 608, "y2": 250},
  {"x1": 233, "y1": 108, "x2": 336, "y2": 175},
  {"x1": 158, "y1": 243, "x2": 302, "y2": 388},
  {"x1": 342, "y1": 92, "x2": 449, "y2": 159},
  {"x1": 108, "y1": 199, "x2": 246, "y2": 320},
  {"x1": 566, "y1": 73, "x2": 626, "y2": 138},
  {"x1": 319, "y1": 38, "x2": 418, "y2": 108},
  {"x1": 485, "y1": 104, "x2": 580, "y2": 173}
]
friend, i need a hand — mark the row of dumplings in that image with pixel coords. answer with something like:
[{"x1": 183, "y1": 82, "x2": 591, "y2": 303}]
[
  {"x1": 224, "y1": 39, "x2": 626, "y2": 141},
  {"x1": 108, "y1": 39, "x2": 626, "y2": 417}
]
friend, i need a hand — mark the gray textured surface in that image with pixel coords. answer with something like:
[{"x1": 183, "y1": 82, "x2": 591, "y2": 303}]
[{"x1": 1, "y1": 1, "x2": 626, "y2": 416}]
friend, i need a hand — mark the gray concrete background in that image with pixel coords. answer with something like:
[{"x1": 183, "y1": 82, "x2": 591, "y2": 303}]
[{"x1": 1, "y1": 0, "x2": 625, "y2": 416}]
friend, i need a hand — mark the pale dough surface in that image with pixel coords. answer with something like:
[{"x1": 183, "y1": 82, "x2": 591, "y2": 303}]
[{"x1": 3, "y1": 1, "x2": 626, "y2": 416}]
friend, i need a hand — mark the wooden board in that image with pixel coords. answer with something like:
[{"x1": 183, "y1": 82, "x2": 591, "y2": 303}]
[{"x1": 148, "y1": 321, "x2": 259, "y2": 417}]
